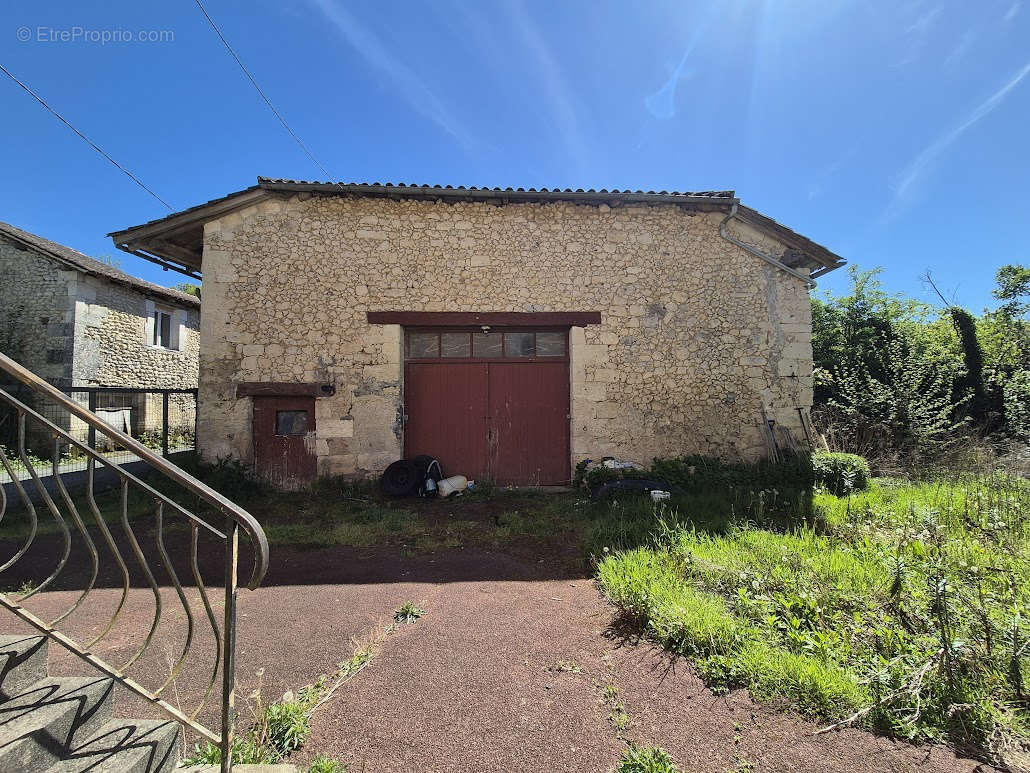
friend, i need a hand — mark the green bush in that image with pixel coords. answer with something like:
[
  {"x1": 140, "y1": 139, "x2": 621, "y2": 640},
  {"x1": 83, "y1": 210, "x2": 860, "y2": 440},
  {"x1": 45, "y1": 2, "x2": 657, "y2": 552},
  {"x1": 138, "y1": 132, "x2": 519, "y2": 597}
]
[
  {"x1": 309, "y1": 755, "x2": 349, "y2": 773},
  {"x1": 584, "y1": 465, "x2": 620, "y2": 488},
  {"x1": 583, "y1": 453, "x2": 816, "y2": 495},
  {"x1": 811, "y1": 451, "x2": 870, "y2": 495},
  {"x1": 649, "y1": 453, "x2": 815, "y2": 493}
]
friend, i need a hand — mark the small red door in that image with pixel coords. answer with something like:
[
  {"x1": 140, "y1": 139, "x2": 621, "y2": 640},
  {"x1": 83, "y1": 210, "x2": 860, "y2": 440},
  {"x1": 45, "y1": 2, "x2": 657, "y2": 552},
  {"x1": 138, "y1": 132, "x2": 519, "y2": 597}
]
[{"x1": 253, "y1": 396, "x2": 316, "y2": 488}]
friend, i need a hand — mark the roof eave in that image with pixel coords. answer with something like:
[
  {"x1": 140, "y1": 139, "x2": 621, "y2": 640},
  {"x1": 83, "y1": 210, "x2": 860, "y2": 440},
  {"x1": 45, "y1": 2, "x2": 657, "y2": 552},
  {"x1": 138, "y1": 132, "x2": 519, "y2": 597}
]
[
  {"x1": 108, "y1": 178, "x2": 846, "y2": 280},
  {"x1": 734, "y1": 205, "x2": 845, "y2": 277},
  {"x1": 110, "y1": 186, "x2": 268, "y2": 274},
  {"x1": 256, "y1": 178, "x2": 739, "y2": 209}
]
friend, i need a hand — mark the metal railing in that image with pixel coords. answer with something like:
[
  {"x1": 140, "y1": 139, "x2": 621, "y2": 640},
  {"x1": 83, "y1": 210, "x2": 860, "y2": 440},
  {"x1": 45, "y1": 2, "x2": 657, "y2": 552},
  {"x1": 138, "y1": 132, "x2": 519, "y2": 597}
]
[
  {"x1": 0, "y1": 385, "x2": 198, "y2": 484},
  {"x1": 0, "y1": 350, "x2": 268, "y2": 773}
]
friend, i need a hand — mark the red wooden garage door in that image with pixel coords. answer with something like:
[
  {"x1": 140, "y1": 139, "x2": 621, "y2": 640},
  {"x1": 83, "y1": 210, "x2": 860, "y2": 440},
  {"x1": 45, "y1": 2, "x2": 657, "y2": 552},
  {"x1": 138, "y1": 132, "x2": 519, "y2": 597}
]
[{"x1": 404, "y1": 329, "x2": 570, "y2": 485}]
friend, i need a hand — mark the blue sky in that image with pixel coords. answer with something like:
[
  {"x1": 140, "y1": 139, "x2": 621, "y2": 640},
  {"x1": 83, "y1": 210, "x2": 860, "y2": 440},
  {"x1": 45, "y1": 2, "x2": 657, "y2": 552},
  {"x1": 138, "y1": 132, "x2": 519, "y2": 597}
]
[{"x1": 1, "y1": 0, "x2": 1028, "y2": 310}]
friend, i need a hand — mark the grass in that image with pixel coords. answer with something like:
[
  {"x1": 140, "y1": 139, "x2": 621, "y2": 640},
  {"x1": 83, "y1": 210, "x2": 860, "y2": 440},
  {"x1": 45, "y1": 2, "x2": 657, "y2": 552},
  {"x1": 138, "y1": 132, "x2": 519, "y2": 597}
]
[
  {"x1": 308, "y1": 755, "x2": 349, "y2": 773},
  {"x1": 617, "y1": 745, "x2": 680, "y2": 773},
  {"x1": 597, "y1": 472, "x2": 1030, "y2": 764},
  {"x1": 0, "y1": 480, "x2": 179, "y2": 541},
  {"x1": 394, "y1": 601, "x2": 425, "y2": 623},
  {"x1": 183, "y1": 611, "x2": 415, "y2": 769}
]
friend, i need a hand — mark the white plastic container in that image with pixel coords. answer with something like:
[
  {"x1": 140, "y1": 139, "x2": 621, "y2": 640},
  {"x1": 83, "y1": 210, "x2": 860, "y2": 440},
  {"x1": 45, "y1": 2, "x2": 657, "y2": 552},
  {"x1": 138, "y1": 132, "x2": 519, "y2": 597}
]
[
  {"x1": 650, "y1": 490, "x2": 671, "y2": 502},
  {"x1": 437, "y1": 475, "x2": 468, "y2": 498}
]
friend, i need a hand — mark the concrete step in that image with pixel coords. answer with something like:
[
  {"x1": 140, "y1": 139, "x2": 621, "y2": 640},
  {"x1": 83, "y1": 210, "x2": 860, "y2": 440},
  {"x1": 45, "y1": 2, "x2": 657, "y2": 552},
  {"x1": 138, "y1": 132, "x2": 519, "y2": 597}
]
[
  {"x1": 0, "y1": 675, "x2": 115, "y2": 771},
  {"x1": 45, "y1": 718, "x2": 181, "y2": 773},
  {"x1": 0, "y1": 634, "x2": 48, "y2": 700}
]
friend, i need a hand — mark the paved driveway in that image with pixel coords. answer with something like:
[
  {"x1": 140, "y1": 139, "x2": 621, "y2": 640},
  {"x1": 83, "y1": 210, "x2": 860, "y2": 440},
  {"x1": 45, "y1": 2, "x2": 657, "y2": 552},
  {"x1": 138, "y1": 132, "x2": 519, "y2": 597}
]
[{"x1": 6, "y1": 545, "x2": 992, "y2": 772}]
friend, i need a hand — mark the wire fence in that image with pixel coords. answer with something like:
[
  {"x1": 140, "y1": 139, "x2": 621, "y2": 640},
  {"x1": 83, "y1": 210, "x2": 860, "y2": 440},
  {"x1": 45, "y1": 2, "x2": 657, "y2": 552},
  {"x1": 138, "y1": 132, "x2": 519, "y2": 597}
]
[{"x1": 0, "y1": 384, "x2": 197, "y2": 483}]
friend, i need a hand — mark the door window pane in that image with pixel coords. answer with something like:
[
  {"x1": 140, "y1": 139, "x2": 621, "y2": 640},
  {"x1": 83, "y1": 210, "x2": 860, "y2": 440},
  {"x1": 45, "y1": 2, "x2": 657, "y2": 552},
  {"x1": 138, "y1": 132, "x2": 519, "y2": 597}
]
[
  {"x1": 441, "y1": 332, "x2": 471, "y2": 358},
  {"x1": 473, "y1": 332, "x2": 503, "y2": 358},
  {"x1": 535, "y1": 332, "x2": 566, "y2": 357},
  {"x1": 504, "y1": 332, "x2": 535, "y2": 357},
  {"x1": 275, "y1": 410, "x2": 309, "y2": 436},
  {"x1": 408, "y1": 332, "x2": 439, "y2": 358}
]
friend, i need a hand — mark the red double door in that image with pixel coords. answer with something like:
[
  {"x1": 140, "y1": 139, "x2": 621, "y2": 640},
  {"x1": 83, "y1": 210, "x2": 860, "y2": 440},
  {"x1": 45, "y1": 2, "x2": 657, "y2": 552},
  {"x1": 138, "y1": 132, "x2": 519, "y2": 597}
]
[{"x1": 404, "y1": 359, "x2": 571, "y2": 485}]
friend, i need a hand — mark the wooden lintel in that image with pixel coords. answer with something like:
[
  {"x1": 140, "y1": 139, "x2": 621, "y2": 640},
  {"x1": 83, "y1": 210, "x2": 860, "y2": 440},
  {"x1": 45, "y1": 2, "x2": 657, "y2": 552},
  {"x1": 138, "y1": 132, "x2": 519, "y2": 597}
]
[
  {"x1": 235, "y1": 382, "x2": 324, "y2": 398},
  {"x1": 366, "y1": 311, "x2": 601, "y2": 327}
]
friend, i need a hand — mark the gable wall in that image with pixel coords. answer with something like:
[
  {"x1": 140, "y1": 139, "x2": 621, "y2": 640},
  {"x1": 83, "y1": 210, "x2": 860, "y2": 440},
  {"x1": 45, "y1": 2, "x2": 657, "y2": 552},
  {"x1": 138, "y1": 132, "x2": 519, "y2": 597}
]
[
  {"x1": 0, "y1": 236, "x2": 77, "y2": 386},
  {"x1": 69, "y1": 272, "x2": 200, "y2": 389},
  {"x1": 197, "y1": 194, "x2": 814, "y2": 477}
]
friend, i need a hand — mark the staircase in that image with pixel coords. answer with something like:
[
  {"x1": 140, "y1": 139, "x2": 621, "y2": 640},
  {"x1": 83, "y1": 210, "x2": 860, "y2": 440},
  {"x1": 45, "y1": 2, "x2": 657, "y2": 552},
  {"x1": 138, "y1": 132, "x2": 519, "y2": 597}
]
[
  {"x1": 0, "y1": 634, "x2": 179, "y2": 772},
  {"x1": 0, "y1": 348, "x2": 270, "y2": 773}
]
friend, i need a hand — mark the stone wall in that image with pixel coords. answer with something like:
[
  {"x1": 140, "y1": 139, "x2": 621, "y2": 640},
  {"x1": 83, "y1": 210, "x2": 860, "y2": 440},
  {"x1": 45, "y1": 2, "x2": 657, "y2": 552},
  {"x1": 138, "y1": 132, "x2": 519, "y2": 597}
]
[
  {"x1": 0, "y1": 235, "x2": 200, "y2": 391},
  {"x1": 0, "y1": 235, "x2": 76, "y2": 386},
  {"x1": 70, "y1": 272, "x2": 200, "y2": 389},
  {"x1": 197, "y1": 193, "x2": 815, "y2": 479}
]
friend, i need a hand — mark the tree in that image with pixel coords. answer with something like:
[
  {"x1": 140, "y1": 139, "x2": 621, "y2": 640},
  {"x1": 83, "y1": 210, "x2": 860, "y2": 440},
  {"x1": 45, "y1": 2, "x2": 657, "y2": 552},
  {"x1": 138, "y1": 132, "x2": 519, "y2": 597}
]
[
  {"x1": 173, "y1": 282, "x2": 201, "y2": 298},
  {"x1": 93, "y1": 254, "x2": 122, "y2": 270},
  {"x1": 992, "y1": 264, "x2": 1030, "y2": 320}
]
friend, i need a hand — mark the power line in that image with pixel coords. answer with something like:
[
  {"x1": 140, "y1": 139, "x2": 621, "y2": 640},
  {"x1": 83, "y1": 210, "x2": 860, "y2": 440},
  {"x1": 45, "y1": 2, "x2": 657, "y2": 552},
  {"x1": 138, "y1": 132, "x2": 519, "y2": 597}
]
[
  {"x1": 0, "y1": 62, "x2": 173, "y2": 211},
  {"x1": 193, "y1": 0, "x2": 336, "y2": 181}
]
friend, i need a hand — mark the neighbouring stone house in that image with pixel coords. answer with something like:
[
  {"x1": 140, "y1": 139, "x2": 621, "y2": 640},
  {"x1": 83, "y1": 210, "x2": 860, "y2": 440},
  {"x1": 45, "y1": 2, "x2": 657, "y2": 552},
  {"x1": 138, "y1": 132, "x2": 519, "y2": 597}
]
[
  {"x1": 110, "y1": 178, "x2": 845, "y2": 488},
  {"x1": 0, "y1": 221, "x2": 200, "y2": 439}
]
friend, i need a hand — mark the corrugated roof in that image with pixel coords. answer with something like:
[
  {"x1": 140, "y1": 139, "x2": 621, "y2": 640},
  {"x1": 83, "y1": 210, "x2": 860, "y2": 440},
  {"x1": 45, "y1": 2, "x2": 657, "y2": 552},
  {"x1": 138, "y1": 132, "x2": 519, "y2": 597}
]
[
  {"x1": 107, "y1": 180, "x2": 736, "y2": 241},
  {"x1": 258, "y1": 178, "x2": 737, "y2": 200},
  {"x1": 0, "y1": 221, "x2": 200, "y2": 307},
  {"x1": 108, "y1": 177, "x2": 845, "y2": 279}
]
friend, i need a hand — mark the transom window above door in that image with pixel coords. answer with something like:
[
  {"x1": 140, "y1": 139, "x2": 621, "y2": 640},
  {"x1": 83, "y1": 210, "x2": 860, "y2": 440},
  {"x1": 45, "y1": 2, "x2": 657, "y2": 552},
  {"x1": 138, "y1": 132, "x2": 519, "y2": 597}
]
[{"x1": 405, "y1": 329, "x2": 568, "y2": 361}]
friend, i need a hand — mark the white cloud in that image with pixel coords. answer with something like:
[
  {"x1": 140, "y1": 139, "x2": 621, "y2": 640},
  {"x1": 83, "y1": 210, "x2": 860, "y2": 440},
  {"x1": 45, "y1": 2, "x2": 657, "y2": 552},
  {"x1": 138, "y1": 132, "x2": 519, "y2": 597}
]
[
  {"x1": 887, "y1": 59, "x2": 1030, "y2": 216},
  {"x1": 645, "y1": 49, "x2": 694, "y2": 120},
  {"x1": 893, "y1": 5, "x2": 942, "y2": 66},
  {"x1": 309, "y1": 0, "x2": 476, "y2": 148},
  {"x1": 502, "y1": 0, "x2": 590, "y2": 176}
]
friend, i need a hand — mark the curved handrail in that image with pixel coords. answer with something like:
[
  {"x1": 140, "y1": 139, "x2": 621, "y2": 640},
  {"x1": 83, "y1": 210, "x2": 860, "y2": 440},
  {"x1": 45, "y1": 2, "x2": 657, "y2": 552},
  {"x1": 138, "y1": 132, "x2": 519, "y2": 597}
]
[
  {"x1": 0, "y1": 348, "x2": 269, "y2": 770},
  {"x1": 0, "y1": 350, "x2": 268, "y2": 588}
]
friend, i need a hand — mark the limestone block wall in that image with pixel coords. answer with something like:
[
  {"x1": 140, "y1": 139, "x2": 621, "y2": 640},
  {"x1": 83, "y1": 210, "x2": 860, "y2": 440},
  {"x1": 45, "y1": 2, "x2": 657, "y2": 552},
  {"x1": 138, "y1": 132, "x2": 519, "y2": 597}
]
[
  {"x1": 197, "y1": 193, "x2": 816, "y2": 479},
  {"x1": 0, "y1": 236, "x2": 76, "y2": 386},
  {"x1": 70, "y1": 272, "x2": 200, "y2": 389}
]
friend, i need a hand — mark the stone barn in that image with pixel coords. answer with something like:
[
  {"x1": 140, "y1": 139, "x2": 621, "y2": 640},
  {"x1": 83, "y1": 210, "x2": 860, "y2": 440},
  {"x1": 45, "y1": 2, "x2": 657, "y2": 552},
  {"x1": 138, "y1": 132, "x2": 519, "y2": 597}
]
[{"x1": 110, "y1": 179, "x2": 845, "y2": 488}]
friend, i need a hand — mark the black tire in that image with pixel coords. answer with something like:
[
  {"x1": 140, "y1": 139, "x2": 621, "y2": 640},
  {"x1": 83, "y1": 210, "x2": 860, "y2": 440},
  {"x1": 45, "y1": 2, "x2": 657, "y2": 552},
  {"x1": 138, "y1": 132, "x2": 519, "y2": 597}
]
[{"x1": 381, "y1": 459, "x2": 419, "y2": 497}]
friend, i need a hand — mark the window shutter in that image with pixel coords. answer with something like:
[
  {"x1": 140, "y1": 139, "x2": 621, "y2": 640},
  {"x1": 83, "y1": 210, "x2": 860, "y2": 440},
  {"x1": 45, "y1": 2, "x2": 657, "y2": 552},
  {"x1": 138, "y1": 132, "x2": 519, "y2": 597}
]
[
  {"x1": 175, "y1": 309, "x2": 187, "y2": 351},
  {"x1": 144, "y1": 300, "x2": 156, "y2": 345}
]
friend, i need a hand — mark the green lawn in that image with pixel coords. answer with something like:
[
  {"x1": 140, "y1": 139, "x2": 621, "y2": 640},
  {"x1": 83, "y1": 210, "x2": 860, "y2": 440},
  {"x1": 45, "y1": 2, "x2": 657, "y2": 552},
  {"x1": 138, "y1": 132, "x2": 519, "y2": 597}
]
[{"x1": 597, "y1": 473, "x2": 1030, "y2": 762}]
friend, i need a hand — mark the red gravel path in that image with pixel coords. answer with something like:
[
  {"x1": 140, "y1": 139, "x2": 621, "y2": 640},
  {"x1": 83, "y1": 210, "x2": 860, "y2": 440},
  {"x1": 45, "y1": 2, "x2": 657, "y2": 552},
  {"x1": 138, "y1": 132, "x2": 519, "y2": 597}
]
[
  {"x1": 5, "y1": 545, "x2": 995, "y2": 772},
  {"x1": 283, "y1": 564, "x2": 989, "y2": 773}
]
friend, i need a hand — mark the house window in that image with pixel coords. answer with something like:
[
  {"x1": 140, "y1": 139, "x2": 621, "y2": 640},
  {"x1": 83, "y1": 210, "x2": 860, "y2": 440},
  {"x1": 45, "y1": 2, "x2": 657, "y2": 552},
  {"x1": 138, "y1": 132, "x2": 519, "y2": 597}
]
[{"x1": 153, "y1": 309, "x2": 173, "y2": 349}]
